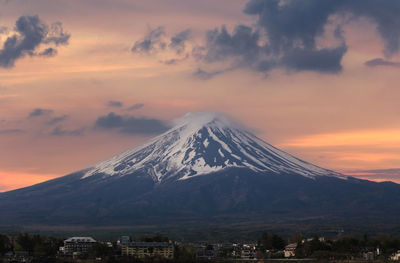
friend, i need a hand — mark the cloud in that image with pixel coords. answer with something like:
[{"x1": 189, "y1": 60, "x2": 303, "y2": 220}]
[
  {"x1": 46, "y1": 115, "x2": 68, "y2": 125},
  {"x1": 193, "y1": 68, "x2": 226, "y2": 80},
  {"x1": 199, "y1": 2, "x2": 349, "y2": 76},
  {"x1": 94, "y1": 112, "x2": 169, "y2": 135},
  {"x1": 169, "y1": 29, "x2": 191, "y2": 55},
  {"x1": 131, "y1": 26, "x2": 166, "y2": 54},
  {"x1": 198, "y1": 0, "x2": 400, "y2": 77},
  {"x1": 108, "y1": 100, "x2": 123, "y2": 108},
  {"x1": 163, "y1": 58, "x2": 180, "y2": 65},
  {"x1": 132, "y1": 0, "x2": 400, "y2": 79},
  {"x1": 126, "y1": 103, "x2": 144, "y2": 111},
  {"x1": 243, "y1": 0, "x2": 400, "y2": 57},
  {"x1": 42, "y1": 21, "x2": 70, "y2": 46},
  {"x1": 365, "y1": 58, "x2": 400, "y2": 68},
  {"x1": 28, "y1": 108, "x2": 53, "y2": 118},
  {"x1": 161, "y1": 54, "x2": 189, "y2": 65},
  {"x1": 38, "y1": 47, "x2": 57, "y2": 57},
  {"x1": 0, "y1": 15, "x2": 70, "y2": 68},
  {"x1": 0, "y1": 129, "x2": 24, "y2": 134},
  {"x1": 50, "y1": 126, "x2": 84, "y2": 136},
  {"x1": 132, "y1": 28, "x2": 192, "y2": 61},
  {"x1": 204, "y1": 25, "x2": 262, "y2": 65},
  {"x1": 281, "y1": 45, "x2": 347, "y2": 73}
]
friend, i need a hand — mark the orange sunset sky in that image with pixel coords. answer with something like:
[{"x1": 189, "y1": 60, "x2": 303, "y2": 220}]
[{"x1": 1, "y1": 0, "x2": 400, "y2": 191}]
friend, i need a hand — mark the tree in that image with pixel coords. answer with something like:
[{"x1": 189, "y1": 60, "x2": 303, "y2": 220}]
[
  {"x1": 271, "y1": 234, "x2": 286, "y2": 250},
  {"x1": 258, "y1": 232, "x2": 272, "y2": 250},
  {"x1": 15, "y1": 233, "x2": 35, "y2": 253},
  {"x1": 139, "y1": 234, "x2": 169, "y2": 242},
  {"x1": 258, "y1": 232, "x2": 286, "y2": 251},
  {"x1": 0, "y1": 234, "x2": 11, "y2": 255},
  {"x1": 89, "y1": 243, "x2": 112, "y2": 258},
  {"x1": 289, "y1": 234, "x2": 303, "y2": 244}
]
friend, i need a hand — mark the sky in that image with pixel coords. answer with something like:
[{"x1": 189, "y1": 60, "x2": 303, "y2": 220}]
[{"x1": 1, "y1": 0, "x2": 400, "y2": 191}]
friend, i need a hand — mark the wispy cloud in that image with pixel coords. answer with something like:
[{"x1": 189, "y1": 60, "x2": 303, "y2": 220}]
[
  {"x1": 50, "y1": 126, "x2": 84, "y2": 136},
  {"x1": 365, "y1": 58, "x2": 400, "y2": 68},
  {"x1": 28, "y1": 108, "x2": 53, "y2": 118},
  {"x1": 0, "y1": 129, "x2": 24, "y2": 134},
  {"x1": 126, "y1": 103, "x2": 144, "y2": 111},
  {"x1": 107, "y1": 100, "x2": 123, "y2": 108},
  {"x1": 131, "y1": 26, "x2": 166, "y2": 55},
  {"x1": 46, "y1": 115, "x2": 68, "y2": 125},
  {"x1": 94, "y1": 112, "x2": 169, "y2": 135}
]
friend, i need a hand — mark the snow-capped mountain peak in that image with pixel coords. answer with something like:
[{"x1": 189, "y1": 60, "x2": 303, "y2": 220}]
[{"x1": 82, "y1": 112, "x2": 345, "y2": 182}]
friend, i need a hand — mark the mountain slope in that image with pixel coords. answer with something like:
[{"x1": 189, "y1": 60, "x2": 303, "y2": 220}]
[
  {"x1": 0, "y1": 112, "x2": 399, "y2": 226},
  {"x1": 83, "y1": 112, "x2": 344, "y2": 181}
]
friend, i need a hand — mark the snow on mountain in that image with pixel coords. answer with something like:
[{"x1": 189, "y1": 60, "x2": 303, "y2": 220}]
[{"x1": 82, "y1": 112, "x2": 346, "y2": 182}]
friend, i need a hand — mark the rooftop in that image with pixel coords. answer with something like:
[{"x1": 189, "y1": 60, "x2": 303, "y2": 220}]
[{"x1": 64, "y1": 237, "x2": 96, "y2": 243}]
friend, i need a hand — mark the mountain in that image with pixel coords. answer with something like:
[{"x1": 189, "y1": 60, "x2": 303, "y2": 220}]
[
  {"x1": 83, "y1": 112, "x2": 345, "y2": 181},
  {"x1": 0, "y1": 112, "x2": 400, "y2": 227}
]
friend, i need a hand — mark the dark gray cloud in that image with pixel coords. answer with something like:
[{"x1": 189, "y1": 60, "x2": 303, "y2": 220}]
[
  {"x1": 43, "y1": 22, "x2": 70, "y2": 46},
  {"x1": 50, "y1": 126, "x2": 84, "y2": 136},
  {"x1": 126, "y1": 103, "x2": 144, "y2": 111},
  {"x1": 46, "y1": 115, "x2": 68, "y2": 125},
  {"x1": 0, "y1": 129, "x2": 24, "y2": 134},
  {"x1": 132, "y1": 28, "x2": 192, "y2": 60},
  {"x1": 169, "y1": 29, "x2": 191, "y2": 55},
  {"x1": 0, "y1": 15, "x2": 70, "y2": 68},
  {"x1": 28, "y1": 108, "x2": 53, "y2": 118},
  {"x1": 38, "y1": 47, "x2": 57, "y2": 57},
  {"x1": 281, "y1": 45, "x2": 347, "y2": 73},
  {"x1": 365, "y1": 58, "x2": 400, "y2": 68},
  {"x1": 169, "y1": 0, "x2": 400, "y2": 78},
  {"x1": 199, "y1": 1, "x2": 350, "y2": 76},
  {"x1": 131, "y1": 26, "x2": 166, "y2": 54},
  {"x1": 204, "y1": 25, "x2": 262, "y2": 65},
  {"x1": 108, "y1": 100, "x2": 123, "y2": 108},
  {"x1": 244, "y1": 0, "x2": 400, "y2": 57},
  {"x1": 197, "y1": 0, "x2": 400, "y2": 78},
  {"x1": 94, "y1": 112, "x2": 169, "y2": 135}
]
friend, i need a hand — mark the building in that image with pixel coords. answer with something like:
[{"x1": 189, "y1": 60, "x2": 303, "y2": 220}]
[
  {"x1": 241, "y1": 244, "x2": 256, "y2": 259},
  {"x1": 284, "y1": 243, "x2": 297, "y2": 258},
  {"x1": 390, "y1": 250, "x2": 400, "y2": 261},
  {"x1": 118, "y1": 236, "x2": 130, "y2": 245},
  {"x1": 121, "y1": 242, "x2": 174, "y2": 259},
  {"x1": 62, "y1": 237, "x2": 97, "y2": 255},
  {"x1": 196, "y1": 249, "x2": 217, "y2": 259},
  {"x1": 363, "y1": 251, "x2": 375, "y2": 261}
]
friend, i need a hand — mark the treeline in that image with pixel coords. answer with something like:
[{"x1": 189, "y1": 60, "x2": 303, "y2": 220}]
[
  {"x1": 0, "y1": 233, "x2": 63, "y2": 256},
  {"x1": 256, "y1": 232, "x2": 400, "y2": 259},
  {"x1": 295, "y1": 235, "x2": 400, "y2": 259}
]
